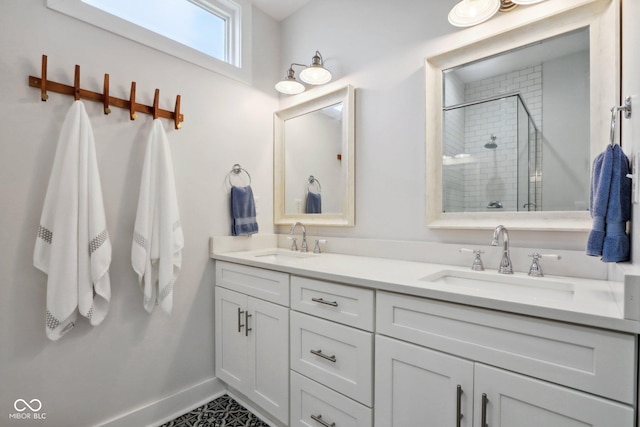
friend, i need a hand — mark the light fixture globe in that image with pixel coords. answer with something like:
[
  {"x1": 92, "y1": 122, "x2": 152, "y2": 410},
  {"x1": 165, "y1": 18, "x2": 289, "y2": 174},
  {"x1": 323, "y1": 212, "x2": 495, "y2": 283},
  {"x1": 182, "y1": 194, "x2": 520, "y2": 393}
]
[
  {"x1": 299, "y1": 51, "x2": 332, "y2": 85},
  {"x1": 511, "y1": 0, "x2": 545, "y2": 4},
  {"x1": 448, "y1": 0, "x2": 501, "y2": 27},
  {"x1": 275, "y1": 67, "x2": 305, "y2": 95}
]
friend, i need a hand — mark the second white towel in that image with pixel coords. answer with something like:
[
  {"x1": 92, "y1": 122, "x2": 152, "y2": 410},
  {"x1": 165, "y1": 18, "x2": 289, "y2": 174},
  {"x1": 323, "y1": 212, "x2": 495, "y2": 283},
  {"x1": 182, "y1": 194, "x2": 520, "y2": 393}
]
[{"x1": 132, "y1": 119, "x2": 183, "y2": 314}]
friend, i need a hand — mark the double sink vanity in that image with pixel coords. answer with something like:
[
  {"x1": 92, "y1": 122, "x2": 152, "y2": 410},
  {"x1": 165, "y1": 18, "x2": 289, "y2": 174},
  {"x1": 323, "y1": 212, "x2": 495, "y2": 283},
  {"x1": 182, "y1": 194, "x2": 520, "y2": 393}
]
[
  {"x1": 217, "y1": 1, "x2": 634, "y2": 425},
  {"x1": 210, "y1": 231, "x2": 639, "y2": 427}
]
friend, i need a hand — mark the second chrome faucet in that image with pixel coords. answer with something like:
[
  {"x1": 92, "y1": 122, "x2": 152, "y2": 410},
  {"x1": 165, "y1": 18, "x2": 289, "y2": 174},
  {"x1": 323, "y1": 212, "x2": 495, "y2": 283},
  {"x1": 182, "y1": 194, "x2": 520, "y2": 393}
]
[
  {"x1": 491, "y1": 225, "x2": 513, "y2": 274},
  {"x1": 289, "y1": 221, "x2": 308, "y2": 252}
]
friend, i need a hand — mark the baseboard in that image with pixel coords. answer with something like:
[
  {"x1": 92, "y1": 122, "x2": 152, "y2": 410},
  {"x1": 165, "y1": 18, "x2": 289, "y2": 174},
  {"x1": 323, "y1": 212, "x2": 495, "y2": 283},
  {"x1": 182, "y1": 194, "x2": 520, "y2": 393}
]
[{"x1": 94, "y1": 377, "x2": 225, "y2": 427}]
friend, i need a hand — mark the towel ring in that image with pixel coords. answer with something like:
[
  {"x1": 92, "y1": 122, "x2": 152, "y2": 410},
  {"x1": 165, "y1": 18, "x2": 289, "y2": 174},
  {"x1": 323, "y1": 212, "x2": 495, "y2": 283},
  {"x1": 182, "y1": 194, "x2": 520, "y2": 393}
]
[
  {"x1": 307, "y1": 175, "x2": 321, "y2": 194},
  {"x1": 227, "y1": 164, "x2": 252, "y2": 187},
  {"x1": 610, "y1": 96, "x2": 632, "y2": 146}
]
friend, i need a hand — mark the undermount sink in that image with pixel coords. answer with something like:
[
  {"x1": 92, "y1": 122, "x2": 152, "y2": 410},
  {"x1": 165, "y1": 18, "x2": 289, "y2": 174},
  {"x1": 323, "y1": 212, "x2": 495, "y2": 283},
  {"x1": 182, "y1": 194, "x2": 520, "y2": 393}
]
[
  {"x1": 420, "y1": 269, "x2": 575, "y2": 302},
  {"x1": 252, "y1": 249, "x2": 318, "y2": 262}
]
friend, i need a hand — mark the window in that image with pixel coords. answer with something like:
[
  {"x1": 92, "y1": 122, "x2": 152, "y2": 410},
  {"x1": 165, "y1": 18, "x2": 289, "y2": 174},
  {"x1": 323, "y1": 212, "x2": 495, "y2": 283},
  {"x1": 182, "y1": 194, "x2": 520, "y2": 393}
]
[{"x1": 47, "y1": 0, "x2": 252, "y2": 83}]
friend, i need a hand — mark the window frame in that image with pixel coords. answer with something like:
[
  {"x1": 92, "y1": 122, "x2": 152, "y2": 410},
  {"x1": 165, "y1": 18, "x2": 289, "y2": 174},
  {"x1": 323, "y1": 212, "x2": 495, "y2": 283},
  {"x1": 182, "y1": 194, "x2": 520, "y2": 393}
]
[{"x1": 47, "y1": 0, "x2": 252, "y2": 84}]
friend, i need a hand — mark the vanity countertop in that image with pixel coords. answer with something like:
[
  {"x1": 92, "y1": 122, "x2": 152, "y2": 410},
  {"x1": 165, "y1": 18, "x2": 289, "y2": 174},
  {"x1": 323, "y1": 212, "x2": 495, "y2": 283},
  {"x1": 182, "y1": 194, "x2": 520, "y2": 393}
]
[{"x1": 211, "y1": 248, "x2": 640, "y2": 334}]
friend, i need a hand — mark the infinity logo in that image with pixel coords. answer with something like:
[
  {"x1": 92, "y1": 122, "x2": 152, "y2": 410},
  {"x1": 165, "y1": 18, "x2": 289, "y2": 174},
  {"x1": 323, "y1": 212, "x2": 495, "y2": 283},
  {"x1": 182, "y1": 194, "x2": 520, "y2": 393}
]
[{"x1": 14, "y1": 399, "x2": 42, "y2": 412}]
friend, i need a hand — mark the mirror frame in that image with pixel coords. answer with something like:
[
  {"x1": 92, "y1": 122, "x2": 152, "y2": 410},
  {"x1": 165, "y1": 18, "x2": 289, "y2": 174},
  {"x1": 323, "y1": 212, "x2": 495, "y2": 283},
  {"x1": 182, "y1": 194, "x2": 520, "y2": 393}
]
[
  {"x1": 274, "y1": 85, "x2": 356, "y2": 226},
  {"x1": 425, "y1": 0, "x2": 619, "y2": 231}
]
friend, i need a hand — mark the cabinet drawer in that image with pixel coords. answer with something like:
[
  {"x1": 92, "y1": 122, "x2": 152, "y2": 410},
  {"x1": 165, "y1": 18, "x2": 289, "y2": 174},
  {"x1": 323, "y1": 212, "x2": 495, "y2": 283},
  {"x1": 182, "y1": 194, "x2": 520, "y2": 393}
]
[
  {"x1": 215, "y1": 261, "x2": 289, "y2": 306},
  {"x1": 376, "y1": 291, "x2": 636, "y2": 404},
  {"x1": 291, "y1": 371, "x2": 372, "y2": 427},
  {"x1": 291, "y1": 311, "x2": 373, "y2": 406},
  {"x1": 291, "y1": 276, "x2": 374, "y2": 330}
]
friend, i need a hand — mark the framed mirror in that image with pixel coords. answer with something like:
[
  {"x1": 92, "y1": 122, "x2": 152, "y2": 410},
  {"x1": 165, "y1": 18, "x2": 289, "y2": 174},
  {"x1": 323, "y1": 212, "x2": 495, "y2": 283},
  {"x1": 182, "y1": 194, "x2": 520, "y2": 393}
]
[
  {"x1": 274, "y1": 85, "x2": 355, "y2": 226},
  {"x1": 425, "y1": 0, "x2": 619, "y2": 231}
]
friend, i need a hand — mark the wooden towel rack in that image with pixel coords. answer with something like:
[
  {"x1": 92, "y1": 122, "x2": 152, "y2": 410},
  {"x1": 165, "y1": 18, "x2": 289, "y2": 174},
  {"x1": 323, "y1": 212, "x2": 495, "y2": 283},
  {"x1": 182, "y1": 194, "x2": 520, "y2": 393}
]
[{"x1": 28, "y1": 55, "x2": 184, "y2": 129}]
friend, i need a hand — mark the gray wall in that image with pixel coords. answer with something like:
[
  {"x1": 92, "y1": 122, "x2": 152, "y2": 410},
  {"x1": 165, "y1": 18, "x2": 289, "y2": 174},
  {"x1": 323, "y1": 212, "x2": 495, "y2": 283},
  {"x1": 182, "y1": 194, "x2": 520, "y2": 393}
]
[
  {"x1": 0, "y1": 2, "x2": 279, "y2": 426},
  {"x1": 277, "y1": 0, "x2": 591, "y2": 249},
  {"x1": 0, "y1": 0, "x2": 623, "y2": 426}
]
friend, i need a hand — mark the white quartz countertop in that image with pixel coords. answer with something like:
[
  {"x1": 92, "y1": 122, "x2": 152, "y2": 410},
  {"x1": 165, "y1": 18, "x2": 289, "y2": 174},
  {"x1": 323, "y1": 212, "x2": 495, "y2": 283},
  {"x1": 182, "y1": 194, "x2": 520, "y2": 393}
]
[{"x1": 211, "y1": 248, "x2": 640, "y2": 334}]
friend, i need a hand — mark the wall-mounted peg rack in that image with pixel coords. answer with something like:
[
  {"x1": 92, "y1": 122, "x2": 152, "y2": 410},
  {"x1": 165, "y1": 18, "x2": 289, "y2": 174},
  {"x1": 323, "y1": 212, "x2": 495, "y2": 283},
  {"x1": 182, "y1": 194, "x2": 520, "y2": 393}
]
[{"x1": 28, "y1": 55, "x2": 184, "y2": 129}]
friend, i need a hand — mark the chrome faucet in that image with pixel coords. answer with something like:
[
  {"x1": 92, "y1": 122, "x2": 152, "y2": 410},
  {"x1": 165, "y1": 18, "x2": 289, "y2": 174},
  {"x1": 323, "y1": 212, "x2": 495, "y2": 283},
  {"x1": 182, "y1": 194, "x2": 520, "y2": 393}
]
[
  {"x1": 289, "y1": 221, "x2": 308, "y2": 252},
  {"x1": 491, "y1": 225, "x2": 513, "y2": 274}
]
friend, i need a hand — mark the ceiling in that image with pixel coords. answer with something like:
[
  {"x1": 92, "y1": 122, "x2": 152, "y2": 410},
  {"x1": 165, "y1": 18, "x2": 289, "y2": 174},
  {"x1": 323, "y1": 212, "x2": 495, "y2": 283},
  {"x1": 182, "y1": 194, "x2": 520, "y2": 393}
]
[{"x1": 252, "y1": 0, "x2": 311, "y2": 21}]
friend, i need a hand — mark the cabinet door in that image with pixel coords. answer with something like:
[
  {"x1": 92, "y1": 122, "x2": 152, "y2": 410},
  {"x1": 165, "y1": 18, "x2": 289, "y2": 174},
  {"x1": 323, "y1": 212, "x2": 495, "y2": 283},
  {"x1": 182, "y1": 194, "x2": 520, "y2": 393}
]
[
  {"x1": 248, "y1": 296, "x2": 290, "y2": 425},
  {"x1": 215, "y1": 287, "x2": 249, "y2": 391},
  {"x1": 475, "y1": 364, "x2": 634, "y2": 427},
  {"x1": 375, "y1": 335, "x2": 474, "y2": 427}
]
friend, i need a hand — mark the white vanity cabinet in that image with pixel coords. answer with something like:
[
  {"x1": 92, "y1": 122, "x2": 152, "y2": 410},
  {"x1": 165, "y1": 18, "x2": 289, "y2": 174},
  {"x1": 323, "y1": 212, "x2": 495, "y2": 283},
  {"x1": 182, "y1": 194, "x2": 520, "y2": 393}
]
[
  {"x1": 290, "y1": 276, "x2": 375, "y2": 427},
  {"x1": 215, "y1": 262, "x2": 290, "y2": 425},
  {"x1": 375, "y1": 291, "x2": 636, "y2": 427}
]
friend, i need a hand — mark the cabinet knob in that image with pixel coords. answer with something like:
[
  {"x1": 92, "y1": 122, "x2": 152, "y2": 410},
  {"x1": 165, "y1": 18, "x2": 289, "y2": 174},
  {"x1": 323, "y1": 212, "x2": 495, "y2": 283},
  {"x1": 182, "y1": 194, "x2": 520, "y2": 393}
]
[
  {"x1": 311, "y1": 297, "x2": 339, "y2": 307},
  {"x1": 481, "y1": 393, "x2": 489, "y2": 427},
  {"x1": 237, "y1": 308, "x2": 245, "y2": 333},
  {"x1": 456, "y1": 385, "x2": 464, "y2": 427},
  {"x1": 311, "y1": 413, "x2": 336, "y2": 427},
  {"x1": 245, "y1": 311, "x2": 252, "y2": 337},
  {"x1": 310, "y1": 349, "x2": 337, "y2": 363}
]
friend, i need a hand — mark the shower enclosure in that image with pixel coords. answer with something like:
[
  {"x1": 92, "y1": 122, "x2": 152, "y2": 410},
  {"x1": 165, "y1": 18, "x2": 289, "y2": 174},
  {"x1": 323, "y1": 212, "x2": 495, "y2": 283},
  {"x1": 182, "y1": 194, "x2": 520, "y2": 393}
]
[{"x1": 442, "y1": 92, "x2": 542, "y2": 213}]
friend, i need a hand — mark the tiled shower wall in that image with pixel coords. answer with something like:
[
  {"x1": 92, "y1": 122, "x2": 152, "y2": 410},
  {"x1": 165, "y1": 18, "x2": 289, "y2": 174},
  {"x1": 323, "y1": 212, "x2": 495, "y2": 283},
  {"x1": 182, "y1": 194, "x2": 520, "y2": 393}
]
[{"x1": 443, "y1": 64, "x2": 542, "y2": 212}]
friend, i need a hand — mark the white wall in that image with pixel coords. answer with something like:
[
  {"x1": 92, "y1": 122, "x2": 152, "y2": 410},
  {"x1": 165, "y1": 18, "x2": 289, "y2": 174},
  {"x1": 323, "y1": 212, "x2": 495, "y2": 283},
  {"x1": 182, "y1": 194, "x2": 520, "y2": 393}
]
[
  {"x1": 277, "y1": 0, "x2": 591, "y2": 250},
  {"x1": 0, "y1": 2, "x2": 279, "y2": 426}
]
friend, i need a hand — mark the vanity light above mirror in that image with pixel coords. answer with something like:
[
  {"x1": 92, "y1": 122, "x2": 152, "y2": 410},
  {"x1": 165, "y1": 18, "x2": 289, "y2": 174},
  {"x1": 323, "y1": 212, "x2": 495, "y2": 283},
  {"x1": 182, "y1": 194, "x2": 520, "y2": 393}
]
[
  {"x1": 448, "y1": 0, "x2": 547, "y2": 28},
  {"x1": 275, "y1": 51, "x2": 333, "y2": 95},
  {"x1": 425, "y1": 0, "x2": 620, "y2": 231}
]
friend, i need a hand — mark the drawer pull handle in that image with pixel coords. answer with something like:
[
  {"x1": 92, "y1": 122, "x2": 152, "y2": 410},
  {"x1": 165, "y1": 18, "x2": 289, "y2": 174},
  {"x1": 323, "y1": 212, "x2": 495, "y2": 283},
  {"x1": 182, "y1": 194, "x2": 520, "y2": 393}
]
[
  {"x1": 237, "y1": 308, "x2": 245, "y2": 333},
  {"x1": 456, "y1": 385, "x2": 463, "y2": 427},
  {"x1": 245, "y1": 310, "x2": 252, "y2": 337},
  {"x1": 311, "y1": 297, "x2": 339, "y2": 307},
  {"x1": 310, "y1": 349, "x2": 337, "y2": 363},
  {"x1": 311, "y1": 414, "x2": 336, "y2": 427},
  {"x1": 481, "y1": 393, "x2": 488, "y2": 427}
]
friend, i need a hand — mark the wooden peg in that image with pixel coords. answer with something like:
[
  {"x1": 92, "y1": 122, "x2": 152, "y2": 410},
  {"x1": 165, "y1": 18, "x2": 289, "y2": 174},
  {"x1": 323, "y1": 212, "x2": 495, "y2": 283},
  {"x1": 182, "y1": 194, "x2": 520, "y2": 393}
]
[
  {"x1": 73, "y1": 65, "x2": 81, "y2": 101},
  {"x1": 40, "y1": 55, "x2": 48, "y2": 101},
  {"x1": 174, "y1": 95, "x2": 182, "y2": 129},
  {"x1": 129, "y1": 81, "x2": 137, "y2": 120},
  {"x1": 103, "y1": 74, "x2": 111, "y2": 115},
  {"x1": 153, "y1": 88, "x2": 159, "y2": 120}
]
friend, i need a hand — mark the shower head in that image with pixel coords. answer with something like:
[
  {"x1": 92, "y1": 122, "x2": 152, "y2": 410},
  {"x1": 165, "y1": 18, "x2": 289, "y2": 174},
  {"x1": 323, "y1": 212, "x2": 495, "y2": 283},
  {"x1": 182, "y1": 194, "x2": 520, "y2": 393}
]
[{"x1": 484, "y1": 134, "x2": 497, "y2": 149}]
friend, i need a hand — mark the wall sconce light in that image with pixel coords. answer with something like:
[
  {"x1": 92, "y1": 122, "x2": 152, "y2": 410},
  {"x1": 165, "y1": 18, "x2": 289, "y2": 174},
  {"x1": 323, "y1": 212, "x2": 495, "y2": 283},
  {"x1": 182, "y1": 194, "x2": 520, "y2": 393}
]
[
  {"x1": 448, "y1": 0, "x2": 546, "y2": 27},
  {"x1": 275, "y1": 51, "x2": 332, "y2": 95}
]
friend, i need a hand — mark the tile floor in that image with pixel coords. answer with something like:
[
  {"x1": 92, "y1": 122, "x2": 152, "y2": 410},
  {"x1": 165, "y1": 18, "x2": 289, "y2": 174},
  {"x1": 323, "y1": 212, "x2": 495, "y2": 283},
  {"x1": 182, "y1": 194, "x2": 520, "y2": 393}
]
[{"x1": 159, "y1": 394, "x2": 270, "y2": 427}]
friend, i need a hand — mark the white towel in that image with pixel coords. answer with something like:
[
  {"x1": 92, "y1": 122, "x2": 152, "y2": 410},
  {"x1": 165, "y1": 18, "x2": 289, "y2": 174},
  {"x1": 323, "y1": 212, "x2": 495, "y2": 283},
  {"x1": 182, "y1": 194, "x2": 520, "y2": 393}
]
[
  {"x1": 34, "y1": 101, "x2": 112, "y2": 341},
  {"x1": 132, "y1": 119, "x2": 183, "y2": 314}
]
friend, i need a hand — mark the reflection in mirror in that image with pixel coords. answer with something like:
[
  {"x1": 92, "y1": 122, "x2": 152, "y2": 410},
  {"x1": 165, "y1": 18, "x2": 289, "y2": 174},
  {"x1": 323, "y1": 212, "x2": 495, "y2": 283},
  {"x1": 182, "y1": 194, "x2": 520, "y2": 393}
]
[
  {"x1": 274, "y1": 85, "x2": 355, "y2": 226},
  {"x1": 442, "y1": 28, "x2": 589, "y2": 213},
  {"x1": 425, "y1": 0, "x2": 619, "y2": 231},
  {"x1": 284, "y1": 103, "x2": 343, "y2": 215}
]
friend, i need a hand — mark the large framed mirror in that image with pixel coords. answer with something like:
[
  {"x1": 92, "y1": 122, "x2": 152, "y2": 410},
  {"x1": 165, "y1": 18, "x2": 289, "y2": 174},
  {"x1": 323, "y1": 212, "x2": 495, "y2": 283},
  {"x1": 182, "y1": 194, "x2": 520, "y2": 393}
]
[
  {"x1": 425, "y1": 0, "x2": 619, "y2": 231},
  {"x1": 274, "y1": 85, "x2": 355, "y2": 226}
]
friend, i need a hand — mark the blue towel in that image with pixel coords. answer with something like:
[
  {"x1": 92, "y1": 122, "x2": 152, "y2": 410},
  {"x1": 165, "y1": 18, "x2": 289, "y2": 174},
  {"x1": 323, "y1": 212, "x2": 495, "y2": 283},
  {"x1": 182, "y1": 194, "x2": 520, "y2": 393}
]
[
  {"x1": 230, "y1": 185, "x2": 258, "y2": 236},
  {"x1": 586, "y1": 144, "x2": 631, "y2": 262},
  {"x1": 306, "y1": 192, "x2": 322, "y2": 214}
]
